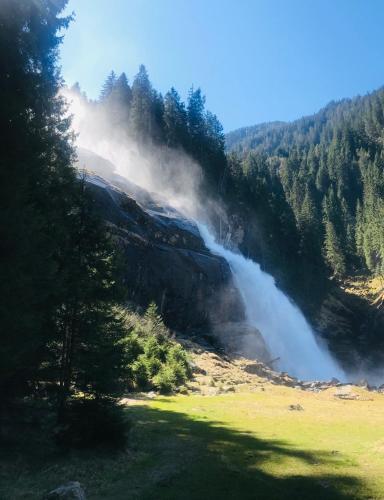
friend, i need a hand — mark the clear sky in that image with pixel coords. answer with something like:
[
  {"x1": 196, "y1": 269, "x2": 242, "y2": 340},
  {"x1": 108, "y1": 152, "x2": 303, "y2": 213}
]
[{"x1": 60, "y1": 0, "x2": 384, "y2": 132}]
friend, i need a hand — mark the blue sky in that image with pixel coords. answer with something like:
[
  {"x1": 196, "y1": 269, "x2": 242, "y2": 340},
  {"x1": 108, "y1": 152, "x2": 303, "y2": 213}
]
[{"x1": 60, "y1": 0, "x2": 384, "y2": 132}]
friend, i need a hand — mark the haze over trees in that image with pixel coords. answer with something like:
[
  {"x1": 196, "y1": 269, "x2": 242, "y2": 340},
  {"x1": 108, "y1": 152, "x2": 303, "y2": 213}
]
[{"x1": 71, "y1": 64, "x2": 226, "y2": 190}]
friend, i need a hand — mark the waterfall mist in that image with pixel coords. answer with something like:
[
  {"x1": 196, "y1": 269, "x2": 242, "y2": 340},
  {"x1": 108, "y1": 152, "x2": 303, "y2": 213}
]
[{"x1": 62, "y1": 87, "x2": 207, "y2": 220}]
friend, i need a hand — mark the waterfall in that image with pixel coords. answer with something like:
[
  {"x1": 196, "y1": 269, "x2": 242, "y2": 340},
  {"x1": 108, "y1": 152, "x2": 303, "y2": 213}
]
[{"x1": 198, "y1": 224, "x2": 345, "y2": 381}]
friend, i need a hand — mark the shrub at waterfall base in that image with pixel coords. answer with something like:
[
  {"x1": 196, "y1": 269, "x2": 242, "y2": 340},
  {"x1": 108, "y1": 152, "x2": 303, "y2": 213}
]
[{"x1": 123, "y1": 303, "x2": 192, "y2": 393}]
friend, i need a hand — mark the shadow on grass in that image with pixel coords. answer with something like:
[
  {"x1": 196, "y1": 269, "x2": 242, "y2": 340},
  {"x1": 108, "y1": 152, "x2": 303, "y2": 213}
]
[
  {"x1": 0, "y1": 403, "x2": 366, "y2": 500},
  {"x1": 125, "y1": 404, "x2": 364, "y2": 500}
]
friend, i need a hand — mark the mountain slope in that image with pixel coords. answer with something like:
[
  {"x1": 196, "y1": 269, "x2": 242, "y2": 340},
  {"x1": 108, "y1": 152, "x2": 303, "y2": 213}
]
[{"x1": 226, "y1": 88, "x2": 384, "y2": 155}]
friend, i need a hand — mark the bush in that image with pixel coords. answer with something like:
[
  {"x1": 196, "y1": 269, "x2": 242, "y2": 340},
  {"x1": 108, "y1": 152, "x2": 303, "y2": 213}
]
[
  {"x1": 55, "y1": 398, "x2": 127, "y2": 449},
  {"x1": 122, "y1": 303, "x2": 191, "y2": 393},
  {"x1": 152, "y1": 365, "x2": 178, "y2": 394},
  {"x1": 167, "y1": 344, "x2": 192, "y2": 382},
  {"x1": 131, "y1": 356, "x2": 151, "y2": 390}
]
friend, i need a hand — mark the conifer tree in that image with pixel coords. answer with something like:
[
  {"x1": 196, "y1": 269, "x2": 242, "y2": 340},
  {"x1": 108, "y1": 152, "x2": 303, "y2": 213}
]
[
  {"x1": 103, "y1": 72, "x2": 132, "y2": 128},
  {"x1": 163, "y1": 88, "x2": 188, "y2": 148},
  {"x1": 324, "y1": 220, "x2": 346, "y2": 276},
  {"x1": 115, "y1": 72, "x2": 132, "y2": 105},
  {"x1": 100, "y1": 70, "x2": 117, "y2": 101},
  {"x1": 0, "y1": 1, "x2": 128, "y2": 433},
  {"x1": 130, "y1": 64, "x2": 153, "y2": 141},
  {"x1": 55, "y1": 177, "x2": 126, "y2": 416},
  {"x1": 0, "y1": 0, "x2": 75, "y2": 404},
  {"x1": 187, "y1": 87, "x2": 206, "y2": 156},
  {"x1": 151, "y1": 90, "x2": 165, "y2": 143}
]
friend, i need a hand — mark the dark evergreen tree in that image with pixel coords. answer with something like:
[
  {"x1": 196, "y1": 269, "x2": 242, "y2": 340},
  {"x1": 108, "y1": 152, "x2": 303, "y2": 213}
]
[
  {"x1": 163, "y1": 88, "x2": 188, "y2": 148},
  {"x1": 204, "y1": 111, "x2": 226, "y2": 185},
  {"x1": 0, "y1": 1, "x2": 128, "y2": 441},
  {"x1": 324, "y1": 220, "x2": 346, "y2": 276},
  {"x1": 104, "y1": 71, "x2": 132, "y2": 129},
  {"x1": 151, "y1": 90, "x2": 165, "y2": 143},
  {"x1": 100, "y1": 70, "x2": 117, "y2": 101},
  {"x1": 55, "y1": 177, "x2": 126, "y2": 417},
  {"x1": 130, "y1": 64, "x2": 153, "y2": 141},
  {"x1": 187, "y1": 87, "x2": 206, "y2": 157},
  {"x1": 0, "y1": 0, "x2": 75, "y2": 405},
  {"x1": 115, "y1": 72, "x2": 132, "y2": 105}
]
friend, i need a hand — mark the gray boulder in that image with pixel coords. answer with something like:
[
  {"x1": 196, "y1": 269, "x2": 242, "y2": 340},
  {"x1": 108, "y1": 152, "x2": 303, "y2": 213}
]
[{"x1": 46, "y1": 481, "x2": 86, "y2": 500}]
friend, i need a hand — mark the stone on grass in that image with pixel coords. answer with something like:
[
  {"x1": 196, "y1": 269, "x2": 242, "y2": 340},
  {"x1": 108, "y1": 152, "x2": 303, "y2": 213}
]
[
  {"x1": 288, "y1": 404, "x2": 304, "y2": 411},
  {"x1": 46, "y1": 481, "x2": 86, "y2": 500}
]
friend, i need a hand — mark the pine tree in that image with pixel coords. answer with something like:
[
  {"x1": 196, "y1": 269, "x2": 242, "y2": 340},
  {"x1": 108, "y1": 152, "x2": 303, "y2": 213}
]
[
  {"x1": 100, "y1": 70, "x2": 117, "y2": 101},
  {"x1": 355, "y1": 199, "x2": 364, "y2": 259},
  {"x1": 324, "y1": 220, "x2": 346, "y2": 276},
  {"x1": 130, "y1": 64, "x2": 153, "y2": 141},
  {"x1": 163, "y1": 88, "x2": 188, "y2": 148},
  {"x1": 205, "y1": 111, "x2": 225, "y2": 158},
  {"x1": 55, "y1": 176, "x2": 126, "y2": 416},
  {"x1": 315, "y1": 156, "x2": 329, "y2": 193},
  {"x1": 151, "y1": 90, "x2": 165, "y2": 143},
  {"x1": 0, "y1": 1, "x2": 128, "y2": 439},
  {"x1": 0, "y1": 0, "x2": 75, "y2": 405},
  {"x1": 104, "y1": 72, "x2": 132, "y2": 128},
  {"x1": 115, "y1": 72, "x2": 132, "y2": 104},
  {"x1": 187, "y1": 86, "x2": 206, "y2": 156}
]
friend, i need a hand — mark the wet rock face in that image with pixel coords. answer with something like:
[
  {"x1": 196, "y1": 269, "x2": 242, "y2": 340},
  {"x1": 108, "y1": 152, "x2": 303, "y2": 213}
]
[
  {"x1": 315, "y1": 286, "x2": 384, "y2": 370},
  {"x1": 212, "y1": 321, "x2": 270, "y2": 362},
  {"x1": 86, "y1": 175, "x2": 244, "y2": 330}
]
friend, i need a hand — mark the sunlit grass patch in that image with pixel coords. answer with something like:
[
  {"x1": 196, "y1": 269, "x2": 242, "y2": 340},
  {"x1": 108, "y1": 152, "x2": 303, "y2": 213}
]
[{"x1": 1, "y1": 386, "x2": 384, "y2": 499}]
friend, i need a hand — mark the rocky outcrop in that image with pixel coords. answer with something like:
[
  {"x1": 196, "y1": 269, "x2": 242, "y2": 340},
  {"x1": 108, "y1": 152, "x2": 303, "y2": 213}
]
[
  {"x1": 315, "y1": 283, "x2": 384, "y2": 370},
  {"x1": 81, "y1": 150, "x2": 244, "y2": 331},
  {"x1": 177, "y1": 335, "x2": 384, "y2": 395}
]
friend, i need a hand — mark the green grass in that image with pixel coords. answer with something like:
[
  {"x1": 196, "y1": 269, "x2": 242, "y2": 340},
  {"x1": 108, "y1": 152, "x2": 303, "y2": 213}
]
[{"x1": 2, "y1": 386, "x2": 384, "y2": 499}]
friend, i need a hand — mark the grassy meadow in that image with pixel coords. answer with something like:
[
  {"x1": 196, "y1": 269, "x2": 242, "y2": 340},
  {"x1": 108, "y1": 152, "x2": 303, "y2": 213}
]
[{"x1": 2, "y1": 384, "x2": 384, "y2": 499}]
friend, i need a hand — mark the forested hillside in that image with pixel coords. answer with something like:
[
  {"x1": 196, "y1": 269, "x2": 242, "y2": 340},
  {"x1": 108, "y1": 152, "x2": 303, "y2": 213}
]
[{"x1": 224, "y1": 91, "x2": 384, "y2": 294}]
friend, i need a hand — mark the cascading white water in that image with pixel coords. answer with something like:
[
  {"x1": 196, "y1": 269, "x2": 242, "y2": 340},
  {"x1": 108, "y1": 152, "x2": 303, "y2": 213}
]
[{"x1": 198, "y1": 224, "x2": 345, "y2": 381}]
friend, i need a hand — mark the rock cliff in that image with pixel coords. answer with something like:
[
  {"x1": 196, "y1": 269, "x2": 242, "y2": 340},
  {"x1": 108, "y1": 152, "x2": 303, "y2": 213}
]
[{"x1": 79, "y1": 148, "x2": 245, "y2": 332}]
